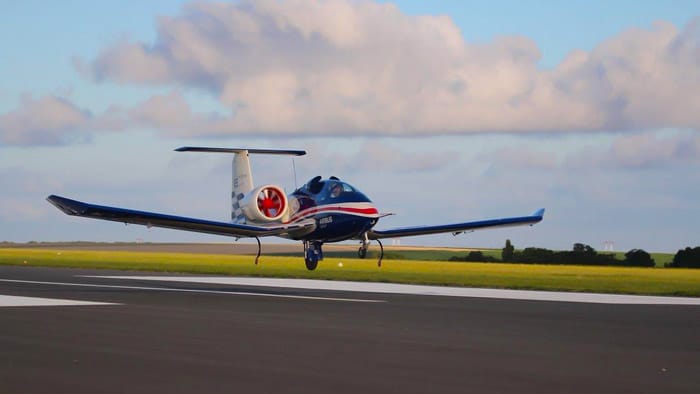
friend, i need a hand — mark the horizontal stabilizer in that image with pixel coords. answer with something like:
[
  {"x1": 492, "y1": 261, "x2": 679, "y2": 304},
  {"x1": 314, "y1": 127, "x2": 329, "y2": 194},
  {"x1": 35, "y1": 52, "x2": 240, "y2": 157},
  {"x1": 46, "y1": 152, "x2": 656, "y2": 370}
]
[{"x1": 175, "y1": 147, "x2": 306, "y2": 156}]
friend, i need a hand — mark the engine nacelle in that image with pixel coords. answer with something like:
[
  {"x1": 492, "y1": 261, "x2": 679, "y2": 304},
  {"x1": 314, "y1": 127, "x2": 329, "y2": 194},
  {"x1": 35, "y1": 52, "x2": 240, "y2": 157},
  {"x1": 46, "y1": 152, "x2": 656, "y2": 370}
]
[{"x1": 240, "y1": 184, "x2": 288, "y2": 223}]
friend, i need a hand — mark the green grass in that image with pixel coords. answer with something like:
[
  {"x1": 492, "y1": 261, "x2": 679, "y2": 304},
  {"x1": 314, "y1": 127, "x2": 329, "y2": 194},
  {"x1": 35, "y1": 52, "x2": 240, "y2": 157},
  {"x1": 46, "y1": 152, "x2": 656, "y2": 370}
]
[
  {"x1": 274, "y1": 248, "x2": 501, "y2": 261},
  {"x1": 2, "y1": 248, "x2": 700, "y2": 297},
  {"x1": 650, "y1": 252, "x2": 675, "y2": 267},
  {"x1": 314, "y1": 248, "x2": 674, "y2": 267}
]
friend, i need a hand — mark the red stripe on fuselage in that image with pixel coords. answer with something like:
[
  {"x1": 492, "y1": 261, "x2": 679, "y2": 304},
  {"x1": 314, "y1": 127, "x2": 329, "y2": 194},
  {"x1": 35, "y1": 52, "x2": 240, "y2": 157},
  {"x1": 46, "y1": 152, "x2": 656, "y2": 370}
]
[{"x1": 286, "y1": 205, "x2": 379, "y2": 224}]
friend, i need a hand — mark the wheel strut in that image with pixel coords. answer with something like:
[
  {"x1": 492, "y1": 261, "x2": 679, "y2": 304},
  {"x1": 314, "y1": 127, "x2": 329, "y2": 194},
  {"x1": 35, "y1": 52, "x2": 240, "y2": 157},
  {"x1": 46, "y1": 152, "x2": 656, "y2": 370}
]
[
  {"x1": 358, "y1": 233, "x2": 370, "y2": 259},
  {"x1": 376, "y1": 238, "x2": 384, "y2": 267}
]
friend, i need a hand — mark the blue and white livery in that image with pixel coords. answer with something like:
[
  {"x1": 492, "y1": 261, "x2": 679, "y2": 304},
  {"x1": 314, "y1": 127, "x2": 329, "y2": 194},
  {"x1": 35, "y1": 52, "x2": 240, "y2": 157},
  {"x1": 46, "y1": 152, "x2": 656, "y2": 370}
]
[{"x1": 47, "y1": 147, "x2": 545, "y2": 270}]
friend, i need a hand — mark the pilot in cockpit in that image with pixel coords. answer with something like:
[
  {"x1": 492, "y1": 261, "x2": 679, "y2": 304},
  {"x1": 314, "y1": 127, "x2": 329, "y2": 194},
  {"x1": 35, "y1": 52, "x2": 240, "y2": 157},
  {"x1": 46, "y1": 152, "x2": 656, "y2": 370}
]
[{"x1": 330, "y1": 182, "x2": 342, "y2": 198}]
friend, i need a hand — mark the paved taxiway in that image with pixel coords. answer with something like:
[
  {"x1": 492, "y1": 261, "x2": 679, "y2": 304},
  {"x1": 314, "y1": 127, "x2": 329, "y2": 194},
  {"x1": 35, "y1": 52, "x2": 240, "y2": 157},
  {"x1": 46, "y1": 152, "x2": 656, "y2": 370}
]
[{"x1": 2, "y1": 266, "x2": 699, "y2": 393}]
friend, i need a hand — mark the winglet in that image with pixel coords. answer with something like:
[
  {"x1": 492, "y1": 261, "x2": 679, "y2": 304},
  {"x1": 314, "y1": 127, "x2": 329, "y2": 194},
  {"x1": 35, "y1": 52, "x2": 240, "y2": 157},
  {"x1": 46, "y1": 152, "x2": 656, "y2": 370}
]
[
  {"x1": 532, "y1": 208, "x2": 545, "y2": 217},
  {"x1": 47, "y1": 195, "x2": 85, "y2": 215}
]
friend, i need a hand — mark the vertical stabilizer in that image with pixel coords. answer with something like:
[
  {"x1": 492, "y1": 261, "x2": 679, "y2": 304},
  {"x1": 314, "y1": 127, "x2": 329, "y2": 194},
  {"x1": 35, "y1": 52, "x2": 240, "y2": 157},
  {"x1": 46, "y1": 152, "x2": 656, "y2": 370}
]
[
  {"x1": 231, "y1": 151, "x2": 253, "y2": 223},
  {"x1": 174, "y1": 147, "x2": 306, "y2": 224}
]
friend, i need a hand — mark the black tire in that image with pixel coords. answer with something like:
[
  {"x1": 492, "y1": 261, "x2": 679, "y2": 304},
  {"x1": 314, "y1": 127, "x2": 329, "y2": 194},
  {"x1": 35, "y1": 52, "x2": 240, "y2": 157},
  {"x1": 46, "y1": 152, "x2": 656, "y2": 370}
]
[
  {"x1": 358, "y1": 247, "x2": 367, "y2": 259},
  {"x1": 305, "y1": 257, "x2": 318, "y2": 271}
]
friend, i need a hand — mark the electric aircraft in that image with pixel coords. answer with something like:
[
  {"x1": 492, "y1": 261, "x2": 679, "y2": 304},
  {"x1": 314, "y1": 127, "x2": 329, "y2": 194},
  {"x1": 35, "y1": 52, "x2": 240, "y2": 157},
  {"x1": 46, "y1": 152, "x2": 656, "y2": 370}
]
[{"x1": 47, "y1": 147, "x2": 545, "y2": 270}]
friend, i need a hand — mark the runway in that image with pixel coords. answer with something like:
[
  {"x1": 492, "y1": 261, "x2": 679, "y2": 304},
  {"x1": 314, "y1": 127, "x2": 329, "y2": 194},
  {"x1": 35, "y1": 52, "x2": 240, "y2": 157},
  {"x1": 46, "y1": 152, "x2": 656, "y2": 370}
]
[{"x1": 1, "y1": 266, "x2": 699, "y2": 393}]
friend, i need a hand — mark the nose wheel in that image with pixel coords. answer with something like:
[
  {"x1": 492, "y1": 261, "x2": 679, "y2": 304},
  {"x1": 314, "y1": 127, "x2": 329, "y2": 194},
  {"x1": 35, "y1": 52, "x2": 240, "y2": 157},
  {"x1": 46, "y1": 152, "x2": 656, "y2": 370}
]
[
  {"x1": 358, "y1": 235, "x2": 384, "y2": 267},
  {"x1": 304, "y1": 241, "x2": 323, "y2": 271},
  {"x1": 358, "y1": 245, "x2": 368, "y2": 259}
]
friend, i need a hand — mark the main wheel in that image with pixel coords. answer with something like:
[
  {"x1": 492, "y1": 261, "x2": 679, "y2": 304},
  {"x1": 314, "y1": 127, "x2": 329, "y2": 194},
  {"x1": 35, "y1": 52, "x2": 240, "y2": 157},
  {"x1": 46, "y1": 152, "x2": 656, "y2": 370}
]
[
  {"x1": 305, "y1": 257, "x2": 318, "y2": 271},
  {"x1": 358, "y1": 247, "x2": 367, "y2": 259}
]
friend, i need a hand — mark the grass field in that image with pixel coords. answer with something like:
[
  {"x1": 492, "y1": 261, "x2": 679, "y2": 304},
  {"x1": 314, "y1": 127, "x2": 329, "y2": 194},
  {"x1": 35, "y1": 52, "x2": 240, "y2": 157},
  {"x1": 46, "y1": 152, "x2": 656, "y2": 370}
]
[
  {"x1": 278, "y1": 249, "x2": 675, "y2": 267},
  {"x1": 2, "y1": 248, "x2": 699, "y2": 297},
  {"x1": 272, "y1": 248, "x2": 504, "y2": 261}
]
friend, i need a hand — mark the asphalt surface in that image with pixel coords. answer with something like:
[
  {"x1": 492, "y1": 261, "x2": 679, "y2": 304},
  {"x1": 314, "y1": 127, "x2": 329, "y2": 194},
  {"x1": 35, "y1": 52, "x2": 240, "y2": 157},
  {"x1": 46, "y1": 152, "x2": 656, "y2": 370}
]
[{"x1": 1, "y1": 266, "x2": 699, "y2": 394}]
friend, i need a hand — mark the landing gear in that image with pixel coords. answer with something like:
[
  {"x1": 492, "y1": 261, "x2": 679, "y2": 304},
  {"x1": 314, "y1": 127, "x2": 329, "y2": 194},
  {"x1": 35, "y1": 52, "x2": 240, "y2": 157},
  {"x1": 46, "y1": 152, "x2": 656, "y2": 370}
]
[
  {"x1": 358, "y1": 233, "x2": 370, "y2": 259},
  {"x1": 303, "y1": 241, "x2": 323, "y2": 271},
  {"x1": 305, "y1": 257, "x2": 318, "y2": 271},
  {"x1": 358, "y1": 246, "x2": 367, "y2": 259},
  {"x1": 358, "y1": 234, "x2": 383, "y2": 267}
]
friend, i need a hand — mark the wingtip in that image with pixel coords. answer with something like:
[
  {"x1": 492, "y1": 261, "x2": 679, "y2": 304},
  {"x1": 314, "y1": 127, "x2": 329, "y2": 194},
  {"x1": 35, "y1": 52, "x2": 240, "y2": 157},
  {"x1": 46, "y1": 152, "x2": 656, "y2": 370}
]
[
  {"x1": 46, "y1": 194, "x2": 63, "y2": 204},
  {"x1": 46, "y1": 195, "x2": 84, "y2": 215},
  {"x1": 532, "y1": 208, "x2": 545, "y2": 217}
]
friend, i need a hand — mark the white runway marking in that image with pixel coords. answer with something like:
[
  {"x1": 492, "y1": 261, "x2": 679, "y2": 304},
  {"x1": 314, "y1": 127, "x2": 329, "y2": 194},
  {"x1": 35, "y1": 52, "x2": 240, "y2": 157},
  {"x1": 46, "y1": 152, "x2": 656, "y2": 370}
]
[
  {"x1": 0, "y1": 279, "x2": 382, "y2": 303},
  {"x1": 86, "y1": 276, "x2": 700, "y2": 305},
  {"x1": 0, "y1": 294, "x2": 117, "y2": 307}
]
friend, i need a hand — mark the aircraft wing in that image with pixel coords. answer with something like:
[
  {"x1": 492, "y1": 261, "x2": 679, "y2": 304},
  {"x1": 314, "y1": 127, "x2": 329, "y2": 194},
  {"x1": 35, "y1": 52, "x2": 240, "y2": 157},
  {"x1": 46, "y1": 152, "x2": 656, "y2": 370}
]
[
  {"x1": 46, "y1": 195, "x2": 315, "y2": 238},
  {"x1": 367, "y1": 209, "x2": 545, "y2": 239}
]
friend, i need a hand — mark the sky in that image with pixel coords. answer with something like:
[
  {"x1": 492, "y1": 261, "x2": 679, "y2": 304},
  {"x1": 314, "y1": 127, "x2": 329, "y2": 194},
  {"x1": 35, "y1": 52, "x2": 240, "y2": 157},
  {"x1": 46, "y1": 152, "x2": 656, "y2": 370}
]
[{"x1": 1, "y1": 0, "x2": 699, "y2": 252}]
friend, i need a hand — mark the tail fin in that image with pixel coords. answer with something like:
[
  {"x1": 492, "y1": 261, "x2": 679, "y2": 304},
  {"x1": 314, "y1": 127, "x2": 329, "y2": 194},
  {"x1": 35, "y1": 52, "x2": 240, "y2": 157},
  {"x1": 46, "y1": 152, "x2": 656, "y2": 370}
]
[
  {"x1": 175, "y1": 147, "x2": 306, "y2": 223},
  {"x1": 231, "y1": 151, "x2": 254, "y2": 222}
]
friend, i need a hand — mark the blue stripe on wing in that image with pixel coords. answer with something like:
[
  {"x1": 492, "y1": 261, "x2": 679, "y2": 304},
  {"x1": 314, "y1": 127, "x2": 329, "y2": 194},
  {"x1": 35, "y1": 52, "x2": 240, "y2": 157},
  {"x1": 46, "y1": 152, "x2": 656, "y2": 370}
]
[
  {"x1": 367, "y1": 209, "x2": 545, "y2": 239},
  {"x1": 46, "y1": 195, "x2": 314, "y2": 238}
]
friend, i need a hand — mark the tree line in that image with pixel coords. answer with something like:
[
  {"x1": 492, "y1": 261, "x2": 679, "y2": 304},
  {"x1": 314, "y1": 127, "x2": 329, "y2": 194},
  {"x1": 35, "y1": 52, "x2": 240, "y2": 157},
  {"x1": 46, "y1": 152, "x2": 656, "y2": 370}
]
[
  {"x1": 450, "y1": 241, "x2": 700, "y2": 268},
  {"x1": 666, "y1": 246, "x2": 700, "y2": 268}
]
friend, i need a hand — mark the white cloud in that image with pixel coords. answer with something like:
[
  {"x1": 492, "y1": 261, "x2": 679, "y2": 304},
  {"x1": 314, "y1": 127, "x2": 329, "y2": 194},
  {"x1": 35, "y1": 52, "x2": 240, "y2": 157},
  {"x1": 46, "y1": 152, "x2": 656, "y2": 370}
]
[
  {"x1": 479, "y1": 130, "x2": 700, "y2": 171},
  {"x1": 343, "y1": 141, "x2": 460, "y2": 173},
  {"x1": 3, "y1": 2, "x2": 699, "y2": 146},
  {"x1": 480, "y1": 147, "x2": 558, "y2": 171},
  {"x1": 0, "y1": 95, "x2": 93, "y2": 146},
  {"x1": 73, "y1": 1, "x2": 700, "y2": 137},
  {"x1": 551, "y1": 20, "x2": 700, "y2": 131},
  {"x1": 0, "y1": 95, "x2": 127, "y2": 147},
  {"x1": 565, "y1": 130, "x2": 700, "y2": 170},
  {"x1": 608, "y1": 131, "x2": 700, "y2": 168}
]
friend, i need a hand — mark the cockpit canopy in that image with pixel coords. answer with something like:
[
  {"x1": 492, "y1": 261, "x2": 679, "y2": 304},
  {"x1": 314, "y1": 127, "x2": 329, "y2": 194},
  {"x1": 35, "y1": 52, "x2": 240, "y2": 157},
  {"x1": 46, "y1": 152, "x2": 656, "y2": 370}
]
[{"x1": 294, "y1": 176, "x2": 371, "y2": 202}]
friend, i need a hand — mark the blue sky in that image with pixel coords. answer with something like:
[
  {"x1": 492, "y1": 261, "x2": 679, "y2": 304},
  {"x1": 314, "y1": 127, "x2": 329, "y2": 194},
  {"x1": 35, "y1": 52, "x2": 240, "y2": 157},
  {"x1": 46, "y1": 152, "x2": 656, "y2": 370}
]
[{"x1": 1, "y1": 1, "x2": 699, "y2": 252}]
